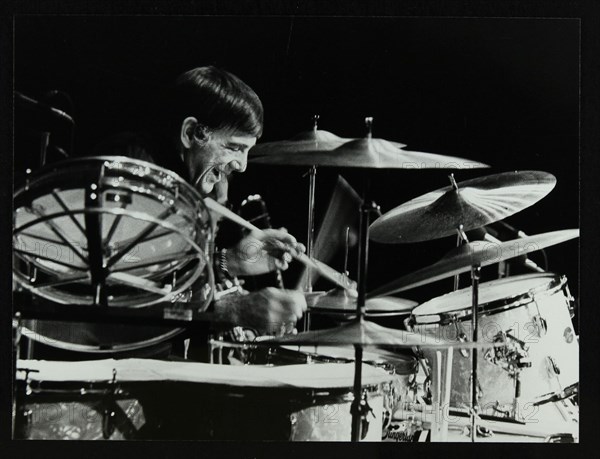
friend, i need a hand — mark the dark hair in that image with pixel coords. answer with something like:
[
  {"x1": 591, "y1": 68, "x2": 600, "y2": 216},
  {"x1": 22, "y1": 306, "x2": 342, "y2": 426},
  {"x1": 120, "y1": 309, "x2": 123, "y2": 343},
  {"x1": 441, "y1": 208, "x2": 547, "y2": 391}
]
[{"x1": 167, "y1": 66, "x2": 264, "y2": 139}]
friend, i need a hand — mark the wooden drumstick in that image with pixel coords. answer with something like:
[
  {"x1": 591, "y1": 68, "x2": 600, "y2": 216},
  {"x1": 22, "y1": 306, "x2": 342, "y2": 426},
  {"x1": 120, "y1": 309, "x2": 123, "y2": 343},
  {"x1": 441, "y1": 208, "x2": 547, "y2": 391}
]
[{"x1": 204, "y1": 197, "x2": 357, "y2": 293}]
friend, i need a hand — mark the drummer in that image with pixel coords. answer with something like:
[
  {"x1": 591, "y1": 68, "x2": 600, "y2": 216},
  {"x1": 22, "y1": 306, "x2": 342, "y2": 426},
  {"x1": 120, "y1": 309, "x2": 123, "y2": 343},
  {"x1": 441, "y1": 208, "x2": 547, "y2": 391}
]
[{"x1": 95, "y1": 66, "x2": 308, "y2": 337}]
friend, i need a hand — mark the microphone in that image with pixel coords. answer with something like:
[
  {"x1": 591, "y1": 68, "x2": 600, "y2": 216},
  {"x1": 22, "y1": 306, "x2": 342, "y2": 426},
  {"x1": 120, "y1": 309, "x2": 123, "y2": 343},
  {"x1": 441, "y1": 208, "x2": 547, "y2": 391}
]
[{"x1": 15, "y1": 91, "x2": 74, "y2": 124}]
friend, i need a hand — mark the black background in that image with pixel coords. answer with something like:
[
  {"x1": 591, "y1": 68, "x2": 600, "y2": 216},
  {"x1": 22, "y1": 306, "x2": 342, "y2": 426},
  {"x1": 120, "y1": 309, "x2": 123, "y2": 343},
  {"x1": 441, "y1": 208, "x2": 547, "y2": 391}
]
[{"x1": 15, "y1": 15, "x2": 579, "y2": 302}]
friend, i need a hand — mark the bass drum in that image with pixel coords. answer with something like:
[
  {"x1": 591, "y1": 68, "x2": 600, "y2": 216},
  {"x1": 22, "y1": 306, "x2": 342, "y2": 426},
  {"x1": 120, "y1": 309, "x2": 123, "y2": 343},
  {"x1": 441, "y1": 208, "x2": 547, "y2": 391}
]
[
  {"x1": 13, "y1": 156, "x2": 214, "y2": 354},
  {"x1": 410, "y1": 273, "x2": 578, "y2": 421},
  {"x1": 16, "y1": 358, "x2": 395, "y2": 441}
]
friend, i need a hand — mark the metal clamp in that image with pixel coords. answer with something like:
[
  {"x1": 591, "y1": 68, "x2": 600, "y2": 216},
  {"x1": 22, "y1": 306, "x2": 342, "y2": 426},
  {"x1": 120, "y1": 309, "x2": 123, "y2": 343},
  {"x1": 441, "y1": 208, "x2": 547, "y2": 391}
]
[{"x1": 451, "y1": 316, "x2": 470, "y2": 358}]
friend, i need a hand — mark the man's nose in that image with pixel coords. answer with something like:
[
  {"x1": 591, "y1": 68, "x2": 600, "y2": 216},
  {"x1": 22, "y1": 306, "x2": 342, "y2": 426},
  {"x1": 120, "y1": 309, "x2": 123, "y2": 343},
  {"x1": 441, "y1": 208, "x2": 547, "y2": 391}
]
[{"x1": 230, "y1": 153, "x2": 248, "y2": 173}]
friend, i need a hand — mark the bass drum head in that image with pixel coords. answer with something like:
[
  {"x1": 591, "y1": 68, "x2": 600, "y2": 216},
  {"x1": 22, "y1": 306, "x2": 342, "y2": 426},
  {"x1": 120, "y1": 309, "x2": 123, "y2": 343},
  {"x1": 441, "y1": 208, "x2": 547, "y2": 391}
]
[{"x1": 13, "y1": 156, "x2": 214, "y2": 308}]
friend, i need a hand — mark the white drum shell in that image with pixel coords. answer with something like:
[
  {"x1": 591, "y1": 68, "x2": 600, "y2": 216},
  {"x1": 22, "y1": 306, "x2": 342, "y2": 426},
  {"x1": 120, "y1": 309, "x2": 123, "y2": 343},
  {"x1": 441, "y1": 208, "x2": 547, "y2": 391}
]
[{"x1": 412, "y1": 274, "x2": 578, "y2": 418}]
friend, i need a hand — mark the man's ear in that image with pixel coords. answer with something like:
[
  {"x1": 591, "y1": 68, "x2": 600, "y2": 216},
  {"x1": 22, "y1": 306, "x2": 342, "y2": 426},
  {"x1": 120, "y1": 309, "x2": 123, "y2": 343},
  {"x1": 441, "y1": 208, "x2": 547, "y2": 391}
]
[{"x1": 180, "y1": 117, "x2": 198, "y2": 149}]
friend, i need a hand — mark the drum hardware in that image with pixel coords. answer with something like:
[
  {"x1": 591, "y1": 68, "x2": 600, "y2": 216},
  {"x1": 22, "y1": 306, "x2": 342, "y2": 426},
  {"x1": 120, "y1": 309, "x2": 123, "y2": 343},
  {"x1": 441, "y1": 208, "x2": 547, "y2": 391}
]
[
  {"x1": 451, "y1": 315, "x2": 470, "y2": 358},
  {"x1": 305, "y1": 163, "x2": 317, "y2": 293},
  {"x1": 533, "y1": 314, "x2": 548, "y2": 336},
  {"x1": 453, "y1": 221, "x2": 469, "y2": 292},
  {"x1": 486, "y1": 331, "x2": 531, "y2": 374},
  {"x1": 15, "y1": 367, "x2": 39, "y2": 439},
  {"x1": 533, "y1": 383, "x2": 578, "y2": 407},
  {"x1": 546, "y1": 356, "x2": 561, "y2": 377},
  {"x1": 12, "y1": 313, "x2": 23, "y2": 438},
  {"x1": 101, "y1": 369, "x2": 120, "y2": 439},
  {"x1": 353, "y1": 388, "x2": 376, "y2": 440}
]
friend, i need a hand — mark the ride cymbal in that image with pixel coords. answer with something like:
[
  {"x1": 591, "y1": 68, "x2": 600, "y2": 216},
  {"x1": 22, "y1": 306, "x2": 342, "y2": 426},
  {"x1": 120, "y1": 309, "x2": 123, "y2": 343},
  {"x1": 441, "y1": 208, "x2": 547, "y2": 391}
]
[{"x1": 370, "y1": 171, "x2": 556, "y2": 243}]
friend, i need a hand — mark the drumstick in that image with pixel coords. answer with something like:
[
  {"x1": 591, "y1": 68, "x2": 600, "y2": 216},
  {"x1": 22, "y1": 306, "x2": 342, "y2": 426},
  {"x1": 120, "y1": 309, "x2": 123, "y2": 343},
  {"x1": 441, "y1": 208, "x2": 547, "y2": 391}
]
[{"x1": 204, "y1": 197, "x2": 357, "y2": 293}]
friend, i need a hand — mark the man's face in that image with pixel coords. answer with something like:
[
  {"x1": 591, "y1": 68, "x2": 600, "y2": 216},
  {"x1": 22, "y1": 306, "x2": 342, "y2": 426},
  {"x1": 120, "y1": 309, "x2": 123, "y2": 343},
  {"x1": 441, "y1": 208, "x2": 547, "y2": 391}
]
[{"x1": 186, "y1": 129, "x2": 256, "y2": 195}]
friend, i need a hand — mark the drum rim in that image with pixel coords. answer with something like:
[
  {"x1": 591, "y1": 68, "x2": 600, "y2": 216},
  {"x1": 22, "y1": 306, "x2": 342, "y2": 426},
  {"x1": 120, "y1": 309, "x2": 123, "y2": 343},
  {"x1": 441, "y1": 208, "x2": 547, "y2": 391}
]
[
  {"x1": 20, "y1": 324, "x2": 186, "y2": 353},
  {"x1": 412, "y1": 274, "x2": 567, "y2": 324},
  {"x1": 13, "y1": 205, "x2": 214, "y2": 308},
  {"x1": 14, "y1": 156, "x2": 199, "y2": 201}
]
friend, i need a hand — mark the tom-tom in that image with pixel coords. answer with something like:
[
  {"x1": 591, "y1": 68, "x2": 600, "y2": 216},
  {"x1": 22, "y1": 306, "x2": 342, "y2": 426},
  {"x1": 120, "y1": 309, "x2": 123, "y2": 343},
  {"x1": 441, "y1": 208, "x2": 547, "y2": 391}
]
[
  {"x1": 13, "y1": 156, "x2": 215, "y2": 353},
  {"x1": 410, "y1": 273, "x2": 578, "y2": 421}
]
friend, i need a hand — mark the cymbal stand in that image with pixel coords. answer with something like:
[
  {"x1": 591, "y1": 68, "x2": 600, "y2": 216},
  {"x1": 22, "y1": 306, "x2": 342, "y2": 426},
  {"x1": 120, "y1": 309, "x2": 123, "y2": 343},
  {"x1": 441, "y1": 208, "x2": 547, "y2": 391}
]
[
  {"x1": 451, "y1": 175, "x2": 466, "y2": 292},
  {"x1": 469, "y1": 261, "x2": 482, "y2": 442},
  {"x1": 450, "y1": 186, "x2": 481, "y2": 443},
  {"x1": 12, "y1": 312, "x2": 22, "y2": 438},
  {"x1": 301, "y1": 116, "x2": 320, "y2": 331},
  {"x1": 350, "y1": 176, "x2": 380, "y2": 442}
]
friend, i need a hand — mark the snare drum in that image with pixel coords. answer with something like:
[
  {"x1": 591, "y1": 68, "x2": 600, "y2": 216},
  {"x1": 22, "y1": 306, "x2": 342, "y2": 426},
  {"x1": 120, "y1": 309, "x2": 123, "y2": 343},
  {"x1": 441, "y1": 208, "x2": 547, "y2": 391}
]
[
  {"x1": 411, "y1": 273, "x2": 578, "y2": 421},
  {"x1": 13, "y1": 157, "x2": 214, "y2": 353}
]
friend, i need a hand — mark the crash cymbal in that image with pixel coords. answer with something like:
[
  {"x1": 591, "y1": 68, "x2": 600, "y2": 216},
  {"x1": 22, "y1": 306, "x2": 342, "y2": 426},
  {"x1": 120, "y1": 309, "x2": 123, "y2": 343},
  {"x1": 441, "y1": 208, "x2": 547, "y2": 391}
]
[
  {"x1": 368, "y1": 229, "x2": 579, "y2": 297},
  {"x1": 251, "y1": 116, "x2": 487, "y2": 169},
  {"x1": 250, "y1": 136, "x2": 488, "y2": 169},
  {"x1": 250, "y1": 128, "x2": 350, "y2": 156},
  {"x1": 370, "y1": 171, "x2": 556, "y2": 243},
  {"x1": 308, "y1": 288, "x2": 417, "y2": 315},
  {"x1": 264, "y1": 318, "x2": 508, "y2": 348}
]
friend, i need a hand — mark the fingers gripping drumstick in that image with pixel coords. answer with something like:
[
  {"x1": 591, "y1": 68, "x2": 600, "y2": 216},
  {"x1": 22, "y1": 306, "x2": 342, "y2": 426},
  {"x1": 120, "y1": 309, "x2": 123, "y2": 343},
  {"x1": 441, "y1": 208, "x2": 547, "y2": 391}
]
[{"x1": 204, "y1": 197, "x2": 357, "y2": 293}]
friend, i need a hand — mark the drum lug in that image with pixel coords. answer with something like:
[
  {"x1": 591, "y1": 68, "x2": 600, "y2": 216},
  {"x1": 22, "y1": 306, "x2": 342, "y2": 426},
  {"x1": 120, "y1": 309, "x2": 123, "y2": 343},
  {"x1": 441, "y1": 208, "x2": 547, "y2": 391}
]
[
  {"x1": 468, "y1": 374, "x2": 484, "y2": 400},
  {"x1": 102, "y1": 409, "x2": 116, "y2": 439},
  {"x1": 533, "y1": 315, "x2": 548, "y2": 337},
  {"x1": 351, "y1": 389, "x2": 375, "y2": 440},
  {"x1": 102, "y1": 368, "x2": 119, "y2": 439},
  {"x1": 546, "y1": 356, "x2": 561, "y2": 376},
  {"x1": 16, "y1": 407, "x2": 33, "y2": 439}
]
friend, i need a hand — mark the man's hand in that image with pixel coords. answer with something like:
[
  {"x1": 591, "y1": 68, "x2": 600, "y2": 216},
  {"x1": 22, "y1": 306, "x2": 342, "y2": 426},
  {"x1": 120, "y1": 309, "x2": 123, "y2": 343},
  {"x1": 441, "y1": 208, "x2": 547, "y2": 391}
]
[
  {"x1": 226, "y1": 228, "x2": 306, "y2": 277},
  {"x1": 213, "y1": 287, "x2": 307, "y2": 335}
]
